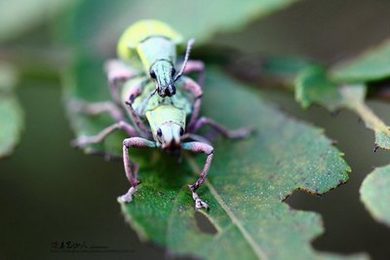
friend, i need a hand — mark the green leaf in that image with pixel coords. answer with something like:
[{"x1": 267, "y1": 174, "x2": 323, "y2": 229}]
[
  {"x1": 262, "y1": 56, "x2": 313, "y2": 80},
  {"x1": 295, "y1": 66, "x2": 390, "y2": 150},
  {"x1": 0, "y1": 63, "x2": 24, "y2": 158},
  {"x1": 64, "y1": 57, "x2": 366, "y2": 258},
  {"x1": 0, "y1": 97, "x2": 23, "y2": 157},
  {"x1": 331, "y1": 39, "x2": 390, "y2": 83},
  {"x1": 65, "y1": 0, "x2": 300, "y2": 53},
  {"x1": 295, "y1": 66, "x2": 345, "y2": 111},
  {"x1": 360, "y1": 165, "x2": 390, "y2": 227},
  {"x1": 0, "y1": 0, "x2": 77, "y2": 41},
  {"x1": 258, "y1": 56, "x2": 314, "y2": 87}
]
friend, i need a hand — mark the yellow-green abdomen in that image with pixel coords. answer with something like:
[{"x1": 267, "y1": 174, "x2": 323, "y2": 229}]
[{"x1": 117, "y1": 19, "x2": 183, "y2": 63}]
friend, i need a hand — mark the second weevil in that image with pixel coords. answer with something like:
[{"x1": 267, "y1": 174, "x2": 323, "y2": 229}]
[
  {"x1": 72, "y1": 74, "x2": 253, "y2": 210},
  {"x1": 108, "y1": 19, "x2": 205, "y2": 99}
]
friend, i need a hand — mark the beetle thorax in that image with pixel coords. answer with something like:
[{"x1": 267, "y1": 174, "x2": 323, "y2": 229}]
[
  {"x1": 146, "y1": 105, "x2": 186, "y2": 149},
  {"x1": 136, "y1": 37, "x2": 177, "y2": 72}
]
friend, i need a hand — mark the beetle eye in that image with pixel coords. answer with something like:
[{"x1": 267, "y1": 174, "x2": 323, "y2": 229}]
[
  {"x1": 157, "y1": 128, "x2": 162, "y2": 137},
  {"x1": 171, "y1": 68, "x2": 176, "y2": 77},
  {"x1": 150, "y1": 70, "x2": 157, "y2": 79},
  {"x1": 179, "y1": 127, "x2": 184, "y2": 136}
]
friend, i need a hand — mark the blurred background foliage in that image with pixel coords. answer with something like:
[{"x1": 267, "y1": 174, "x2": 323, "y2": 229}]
[{"x1": 0, "y1": 0, "x2": 390, "y2": 259}]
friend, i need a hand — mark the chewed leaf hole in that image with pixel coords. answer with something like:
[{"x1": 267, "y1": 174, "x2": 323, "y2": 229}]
[
  {"x1": 284, "y1": 189, "x2": 322, "y2": 210},
  {"x1": 195, "y1": 211, "x2": 218, "y2": 235}
]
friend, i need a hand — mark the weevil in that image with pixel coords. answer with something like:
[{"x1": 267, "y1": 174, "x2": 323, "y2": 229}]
[
  {"x1": 109, "y1": 19, "x2": 205, "y2": 99},
  {"x1": 72, "y1": 67, "x2": 253, "y2": 210}
]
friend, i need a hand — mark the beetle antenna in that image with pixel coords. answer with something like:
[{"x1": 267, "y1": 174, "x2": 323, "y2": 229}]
[{"x1": 174, "y1": 38, "x2": 195, "y2": 82}]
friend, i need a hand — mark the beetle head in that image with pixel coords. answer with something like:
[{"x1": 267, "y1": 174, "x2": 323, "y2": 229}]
[
  {"x1": 150, "y1": 60, "x2": 176, "y2": 97},
  {"x1": 155, "y1": 122, "x2": 184, "y2": 151}
]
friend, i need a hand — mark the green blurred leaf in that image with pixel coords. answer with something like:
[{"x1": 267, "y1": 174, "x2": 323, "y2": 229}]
[
  {"x1": 0, "y1": 0, "x2": 77, "y2": 41},
  {"x1": 0, "y1": 63, "x2": 23, "y2": 158},
  {"x1": 0, "y1": 63, "x2": 18, "y2": 92},
  {"x1": 295, "y1": 66, "x2": 344, "y2": 111},
  {"x1": 261, "y1": 56, "x2": 313, "y2": 81},
  {"x1": 360, "y1": 165, "x2": 390, "y2": 227},
  {"x1": 331, "y1": 39, "x2": 390, "y2": 83},
  {"x1": 295, "y1": 67, "x2": 390, "y2": 150},
  {"x1": 63, "y1": 57, "x2": 366, "y2": 258},
  {"x1": 0, "y1": 97, "x2": 23, "y2": 158},
  {"x1": 65, "y1": 0, "x2": 300, "y2": 54}
]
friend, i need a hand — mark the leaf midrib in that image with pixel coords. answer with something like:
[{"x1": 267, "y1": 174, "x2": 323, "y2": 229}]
[{"x1": 184, "y1": 156, "x2": 269, "y2": 260}]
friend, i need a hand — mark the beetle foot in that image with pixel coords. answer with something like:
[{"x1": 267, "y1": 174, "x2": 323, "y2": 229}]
[
  {"x1": 192, "y1": 191, "x2": 209, "y2": 210},
  {"x1": 71, "y1": 136, "x2": 95, "y2": 148},
  {"x1": 229, "y1": 127, "x2": 256, "y2": 139},
  {"x1": 117, "y1": 186, "x2": 137, "y2": 203}
]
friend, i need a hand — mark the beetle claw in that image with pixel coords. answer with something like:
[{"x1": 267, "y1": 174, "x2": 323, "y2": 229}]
[
  {"x1": 195, "y1": 198, "x2": 209, "y2": 210},
  {"x1": 192, "y1": 191, "x2": 209, "y2": 210},
  {"x1": 71, "y1": 136, "x2": 93, "y2": 148},
  {"x1": 230, "y1": 127, "x2": 256, "y2": 139},
  {"x1": 117, "y1": 186, "x2": 137, "y2": 203}
]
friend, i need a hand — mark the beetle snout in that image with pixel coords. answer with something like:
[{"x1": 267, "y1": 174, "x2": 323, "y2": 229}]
[
  {"x1": 159, "y1": 85, "x2": 176, "y2": 97},
  {"x1": 161, "y1": 138, "x2": 181, "y2": 150},
  {"x1": 158, "y1": 123, "x2": 182, "y2": 150}
]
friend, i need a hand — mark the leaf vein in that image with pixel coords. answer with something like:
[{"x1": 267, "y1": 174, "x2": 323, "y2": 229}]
[{"x1": 187, "y1": 156, "x2": 269, "y2": 260}]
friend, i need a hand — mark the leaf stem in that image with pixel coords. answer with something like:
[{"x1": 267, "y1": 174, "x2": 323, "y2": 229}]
[
  {"x1": 341, "y1": 85, "x2": 390, "y2": 149},
  {"x1": 350, "y1": 100, "x2": 390, "y2": 134}
]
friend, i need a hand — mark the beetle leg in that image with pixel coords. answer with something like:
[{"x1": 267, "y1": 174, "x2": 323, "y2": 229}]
[
  {"x1": 182, "y1": 60, "x2": 205, "y2": 87},
  {"x1": 182, "y1": 141, "x2": 214, "y2": 210},
  {"x1": 118, "y1": 137, "x2": 156, "y2": 203},
  {"x1": 72, "y1": 121, "x2": 138, "y2": 148},
  {"x1": 182, "y1": 77, "x2": 203, "y2": 130},
  {"x1": 188, "y1": 96, "x2": 202, "y2": 131},
  {"x1": 105, "y1": 59, "x2": 139, "y2": 103},
  {"x1": 181, "y1": 133, "x2": 211, "y2": 144},
  {"x1": 126, "y1": 79, "x2": 146, "y2": 104},
  {"x1": 124, "y1": 100, "x2": 151, "y2": 138},
  {"x1": 120, "y1": 79, "x2": 152, "y2": 138},
  {"x1": 69, "y1": 99, "x2": 124, "y2": 122},
  {"x1": 191, "y1": 117, "x2": 254, "y2": 139}
]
